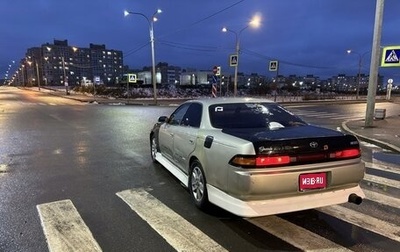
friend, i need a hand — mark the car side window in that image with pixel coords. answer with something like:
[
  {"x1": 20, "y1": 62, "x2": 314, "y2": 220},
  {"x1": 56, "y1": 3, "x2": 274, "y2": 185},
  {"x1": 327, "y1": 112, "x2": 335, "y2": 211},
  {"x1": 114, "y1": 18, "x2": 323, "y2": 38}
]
[
  {"x1": 181, "y1": 103, "x2": 202, "y2": 128},
  {"x1": 168, "y1": 103, "x2": 190, "y2": 125}
]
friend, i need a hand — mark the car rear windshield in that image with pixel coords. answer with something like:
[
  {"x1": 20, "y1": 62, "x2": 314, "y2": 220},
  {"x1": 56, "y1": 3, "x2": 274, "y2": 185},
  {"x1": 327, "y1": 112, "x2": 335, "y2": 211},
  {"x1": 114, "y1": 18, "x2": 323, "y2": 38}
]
[{"x1": 209, "y1": 103, "x2": 306, "y2": 129}]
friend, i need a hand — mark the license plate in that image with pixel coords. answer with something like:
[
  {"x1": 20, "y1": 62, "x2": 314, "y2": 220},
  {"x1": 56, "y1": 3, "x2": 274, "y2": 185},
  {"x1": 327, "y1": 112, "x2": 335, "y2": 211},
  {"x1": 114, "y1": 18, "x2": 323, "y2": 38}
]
[{"x1": 299, "y1": 172, "x2": 326, "y2": 191}]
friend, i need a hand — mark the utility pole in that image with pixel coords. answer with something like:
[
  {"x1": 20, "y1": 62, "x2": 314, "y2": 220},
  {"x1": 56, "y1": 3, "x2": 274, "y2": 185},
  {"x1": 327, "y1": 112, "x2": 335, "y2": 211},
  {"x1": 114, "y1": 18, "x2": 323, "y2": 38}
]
[{"x1": 365, "y1": 0, "x2": 385, "y2": 127}]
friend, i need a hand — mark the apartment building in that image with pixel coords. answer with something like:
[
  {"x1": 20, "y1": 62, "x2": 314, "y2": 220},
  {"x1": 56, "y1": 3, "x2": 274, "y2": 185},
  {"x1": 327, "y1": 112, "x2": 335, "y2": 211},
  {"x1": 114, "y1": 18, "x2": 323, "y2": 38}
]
[{"x1": 19, "y1": 39, "x2": 123, "y2": 86}]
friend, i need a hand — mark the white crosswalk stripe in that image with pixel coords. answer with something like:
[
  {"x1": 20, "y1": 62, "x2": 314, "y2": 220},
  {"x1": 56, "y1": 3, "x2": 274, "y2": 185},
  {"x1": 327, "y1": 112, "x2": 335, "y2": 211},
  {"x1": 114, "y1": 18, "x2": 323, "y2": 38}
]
[
  {"x1": 116, "y1": 188, "x2": 227, "y2": 252},
  {"x1": 289, "y1": 108, "x2": 363, "y2": 121},
  {"x1": 36, "y1": 162, "x2": 399, "y2": 251},
  {"x1": 37, "y1": 199, "x2": 102, "y2": 252},
  {"x1": 246, "y1": 216, "x2": 352, "y2": 251},
  {"x1": 318, "y1": 205, "x2": 400, "y2": 243}
]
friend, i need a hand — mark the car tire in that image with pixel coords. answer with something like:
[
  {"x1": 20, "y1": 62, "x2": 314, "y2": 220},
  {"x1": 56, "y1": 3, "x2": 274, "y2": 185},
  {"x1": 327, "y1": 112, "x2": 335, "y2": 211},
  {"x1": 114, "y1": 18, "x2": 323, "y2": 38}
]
[
  {"x1": 150, "y1": 135, "x2": 158, "y2": 163},
  {"x1": 189, "y1": 160, "x2": 209, "y2": 210}
]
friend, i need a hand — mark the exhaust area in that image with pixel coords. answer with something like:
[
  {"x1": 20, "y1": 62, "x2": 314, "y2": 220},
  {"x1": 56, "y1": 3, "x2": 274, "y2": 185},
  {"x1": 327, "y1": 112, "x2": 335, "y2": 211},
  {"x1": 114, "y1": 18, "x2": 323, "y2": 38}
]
[{"x1": 348, "y1": 193, "x2": 363, "y2": 205}]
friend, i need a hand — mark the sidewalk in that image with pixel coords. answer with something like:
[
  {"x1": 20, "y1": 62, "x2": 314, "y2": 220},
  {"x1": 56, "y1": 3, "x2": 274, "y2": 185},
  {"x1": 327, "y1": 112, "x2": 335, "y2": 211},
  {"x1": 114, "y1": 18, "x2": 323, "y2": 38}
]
[{"x1": 342, "y1": 116, "x2": 400, "y2": 153}]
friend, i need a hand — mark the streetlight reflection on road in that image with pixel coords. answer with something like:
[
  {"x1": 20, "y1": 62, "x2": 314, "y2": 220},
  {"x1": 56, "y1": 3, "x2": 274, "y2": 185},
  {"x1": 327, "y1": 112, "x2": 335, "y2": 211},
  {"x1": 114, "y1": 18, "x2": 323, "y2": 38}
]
[
  {"x1": 346, "y1": 49, "x2": 370, "y2": 100},
  {"x1": 222, "y1": 14, "x2": 261, "y2": 97},
  {"x1": 124, "y1": 8, "x2": 162, "y2": 105}
]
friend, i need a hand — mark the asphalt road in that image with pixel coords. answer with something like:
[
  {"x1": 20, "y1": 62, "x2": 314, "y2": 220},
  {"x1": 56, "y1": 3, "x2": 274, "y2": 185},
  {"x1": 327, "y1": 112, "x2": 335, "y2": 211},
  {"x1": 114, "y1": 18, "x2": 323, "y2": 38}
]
[{"x1": 1, "y1": 86, "x2": 399, "y2": 252}]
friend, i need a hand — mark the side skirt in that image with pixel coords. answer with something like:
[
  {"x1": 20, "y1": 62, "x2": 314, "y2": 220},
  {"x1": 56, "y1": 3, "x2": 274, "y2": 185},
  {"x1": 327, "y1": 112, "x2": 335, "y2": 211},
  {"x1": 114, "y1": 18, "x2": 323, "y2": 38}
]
[{"x1": 155, "y1": 152, "x2": 189, "y2": 187}]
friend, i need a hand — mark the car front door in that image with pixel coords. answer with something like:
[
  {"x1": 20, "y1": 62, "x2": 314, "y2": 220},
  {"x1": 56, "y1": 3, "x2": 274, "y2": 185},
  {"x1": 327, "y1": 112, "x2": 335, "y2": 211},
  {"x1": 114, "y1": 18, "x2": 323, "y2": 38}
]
[
  {"x1": 158, "y1": 103, "x2": 191, "y2": 164},
  {"x1": 173, "y1": 103, "x2": 202, "y2": 173}
]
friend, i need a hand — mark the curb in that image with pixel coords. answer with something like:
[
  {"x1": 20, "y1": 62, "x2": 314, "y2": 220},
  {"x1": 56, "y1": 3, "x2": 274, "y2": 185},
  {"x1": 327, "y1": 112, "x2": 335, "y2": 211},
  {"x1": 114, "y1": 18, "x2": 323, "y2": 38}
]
[{"x1": 341, "y1": 120, "x2": 400, "y2": 153}]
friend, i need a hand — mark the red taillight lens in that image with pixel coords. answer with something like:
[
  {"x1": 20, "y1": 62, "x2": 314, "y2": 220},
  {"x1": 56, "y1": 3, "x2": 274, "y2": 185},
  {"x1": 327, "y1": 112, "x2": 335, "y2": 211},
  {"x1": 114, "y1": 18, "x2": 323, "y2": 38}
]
[
  {"x1": 332, "y1": 148, "x2": 361, "y2": 159},
  {"x1": 230, "y1": 155, "x2": 291, "y2": 168},
  {"x1": 256, "y1": 156, "x2": 290, "y2": 166}
]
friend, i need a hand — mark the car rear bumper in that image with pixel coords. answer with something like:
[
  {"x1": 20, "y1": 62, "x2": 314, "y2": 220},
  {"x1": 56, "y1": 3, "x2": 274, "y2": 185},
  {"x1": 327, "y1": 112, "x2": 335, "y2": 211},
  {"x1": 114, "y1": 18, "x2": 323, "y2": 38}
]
[
  {"x1": 207, "y1": 184, "x2": 365, "y2": 217},
  {"x1": 225, "y1": 159, "x2": 365, "y2": 200}
]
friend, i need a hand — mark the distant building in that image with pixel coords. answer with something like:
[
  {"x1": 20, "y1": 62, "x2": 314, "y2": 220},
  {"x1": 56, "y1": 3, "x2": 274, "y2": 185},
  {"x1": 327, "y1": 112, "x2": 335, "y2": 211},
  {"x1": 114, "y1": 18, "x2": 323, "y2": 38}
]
[{"x1": 17, "y1": 39, "x2": 123, "y2": 86}]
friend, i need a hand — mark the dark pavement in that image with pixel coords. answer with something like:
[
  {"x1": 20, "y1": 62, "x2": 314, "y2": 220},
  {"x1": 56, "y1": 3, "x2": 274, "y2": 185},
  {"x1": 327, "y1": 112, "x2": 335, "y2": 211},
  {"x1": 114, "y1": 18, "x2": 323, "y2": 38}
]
[{"x1": 23, "y1": 86, "x2": 400, "y2": 154}]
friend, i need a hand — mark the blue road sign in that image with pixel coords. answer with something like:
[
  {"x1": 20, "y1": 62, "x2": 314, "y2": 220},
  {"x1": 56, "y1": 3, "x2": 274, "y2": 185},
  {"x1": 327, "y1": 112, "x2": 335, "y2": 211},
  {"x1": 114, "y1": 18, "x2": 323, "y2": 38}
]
[{"x1": 381, "y1": 46, "x2": 400, "y2": 67}]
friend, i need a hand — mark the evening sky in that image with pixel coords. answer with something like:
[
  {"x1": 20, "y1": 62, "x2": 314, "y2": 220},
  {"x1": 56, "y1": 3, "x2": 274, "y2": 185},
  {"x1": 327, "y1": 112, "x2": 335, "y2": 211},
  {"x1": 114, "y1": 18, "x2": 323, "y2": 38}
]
[{"x1": 1, "y1": 0, "x2": 400, "y2": 82}]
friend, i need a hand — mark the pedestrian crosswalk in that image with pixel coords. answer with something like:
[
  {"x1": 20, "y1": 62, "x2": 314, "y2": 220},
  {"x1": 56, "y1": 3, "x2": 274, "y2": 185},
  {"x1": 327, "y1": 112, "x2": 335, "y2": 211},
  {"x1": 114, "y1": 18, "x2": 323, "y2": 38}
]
[
  {"x1": 13, "y1": 101, "x2": 91, "y2": 106},
  {"x1": 36, "y1": 162, "x2": 400, "y2": 252},
  {"x1": 287, "y1": 108, "x2": 364, "y2": 121}
]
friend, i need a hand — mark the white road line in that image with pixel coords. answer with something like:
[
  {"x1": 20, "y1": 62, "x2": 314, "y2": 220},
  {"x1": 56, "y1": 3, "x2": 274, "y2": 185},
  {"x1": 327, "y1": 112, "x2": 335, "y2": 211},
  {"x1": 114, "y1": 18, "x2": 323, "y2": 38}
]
[
  {"x1": 364, "y1": 174, "x2": 400, "y2": 189},
  {"x1": 365, "y1": 161, "x2": 400, "y2": 175},
  {"x1": 318, "y1": 205, "x2": 400, "y2": 243},
  {"x1": 116, "y1": 188, "x2": 227, "y2": 252},
  {"x1": 246, "y1": 216, "x2": 351, "y2": 252},
  {"x1": 37, "y1": 199, "x2": 102, "y2": 252},
  {"x1": 362, "y1": 188, "x2": 400, "y2": 209}
]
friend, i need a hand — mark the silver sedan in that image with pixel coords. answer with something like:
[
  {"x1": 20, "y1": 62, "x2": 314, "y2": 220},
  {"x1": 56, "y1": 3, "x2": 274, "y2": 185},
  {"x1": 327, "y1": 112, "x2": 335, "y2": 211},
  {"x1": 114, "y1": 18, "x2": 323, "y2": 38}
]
[{"x1": 149, "y1": 98, "x2": 365, "y2": 217}]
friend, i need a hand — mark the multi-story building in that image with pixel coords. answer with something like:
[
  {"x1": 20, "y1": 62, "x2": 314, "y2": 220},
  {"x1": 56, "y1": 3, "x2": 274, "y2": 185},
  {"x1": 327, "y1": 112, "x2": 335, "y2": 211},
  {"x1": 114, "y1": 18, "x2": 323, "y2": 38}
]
[
  {"x1": 331, "y1": 74, "x2": 383, "y2": 93},
  {"x1": 19, "y1": 39, "x2": 123, "y2": 87}
]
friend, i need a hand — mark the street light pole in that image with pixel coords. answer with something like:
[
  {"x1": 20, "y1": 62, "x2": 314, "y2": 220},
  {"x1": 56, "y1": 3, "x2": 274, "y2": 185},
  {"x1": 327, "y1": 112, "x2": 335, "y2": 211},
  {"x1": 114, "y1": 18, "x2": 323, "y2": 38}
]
[
  {"x1": 347, "y1": 50, "x2": 370, "y2": 100},
  {"x1": 150, "y1": 20, "x2": 157, "y2": 104},
  {"x1": 62, "y1": 55, "x2": 68, "y2": 95},
  {"x1": 35, "y1": 60, "x2": 40, "y2": 91},
  {"x1": 222, "y1": 27, "x2": 247, "y2": 97},
  {"x1": 222, "y1": 14, "x2": 261, "y2": 97},
  {"x1": 124, "y1": 9, "x2": 162, "y2": 105}
]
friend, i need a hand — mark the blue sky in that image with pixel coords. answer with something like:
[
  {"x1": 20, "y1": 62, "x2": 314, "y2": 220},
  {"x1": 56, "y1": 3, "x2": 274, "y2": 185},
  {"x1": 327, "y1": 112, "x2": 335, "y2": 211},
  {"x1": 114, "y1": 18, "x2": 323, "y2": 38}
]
[{"x1": 1, "y1": 0, "x2": 400, "y2": 82}]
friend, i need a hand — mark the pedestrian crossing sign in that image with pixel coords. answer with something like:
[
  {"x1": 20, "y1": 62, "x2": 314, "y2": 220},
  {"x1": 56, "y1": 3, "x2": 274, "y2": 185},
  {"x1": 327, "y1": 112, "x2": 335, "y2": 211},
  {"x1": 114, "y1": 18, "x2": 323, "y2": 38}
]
[
  {"x1": 381, "y1": 46, "x2": 400, "y2": 67},
  {"x1": 128, "y1": 73, "x2": 137, "y2": 83},
  {"x1": 230, "y1": 54, "x2": 238, "y2": 66},
  {"x1": 269, "y1": 60, "x2": 278, "y2": 71}
]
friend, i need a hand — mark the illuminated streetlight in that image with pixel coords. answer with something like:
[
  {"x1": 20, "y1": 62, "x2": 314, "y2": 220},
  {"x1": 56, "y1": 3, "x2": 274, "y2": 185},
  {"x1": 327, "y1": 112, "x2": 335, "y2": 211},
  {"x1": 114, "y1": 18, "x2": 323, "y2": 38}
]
[
  {"x1": 346, "y1": 49, "x2": 370, "y2": 100},
  {"x1": 27, "y1": 57, "x2": 41, "y2": 90},
  {"x1": 222, "y1": 14, "x2": 261, "y2": 96},
  {"x1": 124, "y1": 8, "x2": 162, "y2": 104}
]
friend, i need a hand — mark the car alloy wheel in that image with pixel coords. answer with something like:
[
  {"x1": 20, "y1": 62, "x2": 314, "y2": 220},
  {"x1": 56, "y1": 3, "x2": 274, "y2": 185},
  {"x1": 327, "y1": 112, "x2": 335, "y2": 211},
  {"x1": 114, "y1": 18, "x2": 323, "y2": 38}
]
[
  {"x1": 189, "y1": 160, "x2": 209, "y2": 209},
  {"x1": 150, "y1": 136, "x2": 158, "y2": 163}
]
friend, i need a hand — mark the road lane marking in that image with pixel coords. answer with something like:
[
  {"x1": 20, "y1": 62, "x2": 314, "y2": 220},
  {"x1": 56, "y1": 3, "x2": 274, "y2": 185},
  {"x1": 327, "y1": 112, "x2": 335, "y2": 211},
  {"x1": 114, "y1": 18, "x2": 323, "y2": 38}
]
[
  {"x1": 364, "y1": 174, "x2": 400, "y2": 189},
  {"x1": 365, "y1": 161, "x2": 400, "y2": 175},
  {"x1": 318, "y1": 205, "x2": 400, "y2": 243},
  {"x1": 37, "y1": 199, "x2": 102, "y2": 252},
  {"x1": 362, "y1": 188, "x2": 400, "y2": 209},
  {"x1": 116, "y1": 188, "x2": 227, "y2": 252},
  {"x1": 246, "y1": 215, "x2": 351, "y2": 252}
]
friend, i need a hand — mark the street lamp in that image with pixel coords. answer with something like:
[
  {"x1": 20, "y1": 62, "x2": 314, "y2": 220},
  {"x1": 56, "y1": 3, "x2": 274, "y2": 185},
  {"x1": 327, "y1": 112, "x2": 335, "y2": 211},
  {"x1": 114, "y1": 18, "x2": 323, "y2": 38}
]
[
  {"x1": 124, "y1": 8, "x2": 162, "y2": 104},
  {"x1": 27, "y1": 57, "x2": 41, "y2": 90},
  {"x1": 346, "y1": 49, "x2": 370, "y2": 100},
  {"x1": 222, "y1": 14, "x2": 261, "y2": 96}
]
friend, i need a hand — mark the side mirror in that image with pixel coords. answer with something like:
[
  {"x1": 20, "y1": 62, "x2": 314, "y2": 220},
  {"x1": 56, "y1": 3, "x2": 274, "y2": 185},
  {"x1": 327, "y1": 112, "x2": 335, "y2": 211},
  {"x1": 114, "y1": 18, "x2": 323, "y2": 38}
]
[{"x1": 158, "y1": 116, "x2": 168, "y2": 123}]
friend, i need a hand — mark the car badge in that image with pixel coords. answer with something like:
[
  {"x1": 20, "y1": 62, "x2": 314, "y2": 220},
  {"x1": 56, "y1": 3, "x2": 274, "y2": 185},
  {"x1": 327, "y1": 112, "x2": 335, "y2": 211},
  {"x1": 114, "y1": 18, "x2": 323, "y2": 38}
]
[{"x1": 310, "y1": 141, "x2": 318, "y2": 148}]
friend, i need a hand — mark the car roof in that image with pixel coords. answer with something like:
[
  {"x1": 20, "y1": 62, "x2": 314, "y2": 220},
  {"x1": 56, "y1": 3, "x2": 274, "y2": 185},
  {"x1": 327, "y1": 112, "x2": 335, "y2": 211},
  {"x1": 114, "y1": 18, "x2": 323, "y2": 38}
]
[{"x1": 185, "y1": 97, "x2": 276, "y2": 106}]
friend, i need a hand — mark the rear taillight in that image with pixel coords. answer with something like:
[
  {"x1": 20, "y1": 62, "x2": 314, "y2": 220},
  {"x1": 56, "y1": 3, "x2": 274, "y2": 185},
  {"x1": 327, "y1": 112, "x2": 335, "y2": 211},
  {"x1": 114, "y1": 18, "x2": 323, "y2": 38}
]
[
  {"x1": 256, "y1": 156, "x2": 290, "y2": 166},
  {"x1": 230, "y1": 148, "x2": 361, "y2": 168},
  {"x1": 330, "y1": 148, "x2": 361, "y2": 159},
  {"x1": 230, "y1": 155, "x2": 290, "y2": 168}
]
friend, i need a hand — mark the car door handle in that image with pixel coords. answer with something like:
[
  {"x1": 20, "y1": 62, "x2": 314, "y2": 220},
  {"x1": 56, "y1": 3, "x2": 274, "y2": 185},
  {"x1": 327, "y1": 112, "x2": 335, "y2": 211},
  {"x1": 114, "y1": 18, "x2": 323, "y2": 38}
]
[
  {"x1": 189, "y1": 139, "x2": 194, "y2": 145},
  {"x1": 170, "y1": 133, "x2": 174, "y2": 137}
]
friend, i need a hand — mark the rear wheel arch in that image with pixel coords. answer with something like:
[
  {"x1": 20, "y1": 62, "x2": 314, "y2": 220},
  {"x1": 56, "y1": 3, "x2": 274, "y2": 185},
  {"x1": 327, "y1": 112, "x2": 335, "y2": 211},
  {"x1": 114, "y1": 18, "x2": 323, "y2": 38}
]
[{"x1": 188, "y1": 158, "x2": 210, "y2": 210}]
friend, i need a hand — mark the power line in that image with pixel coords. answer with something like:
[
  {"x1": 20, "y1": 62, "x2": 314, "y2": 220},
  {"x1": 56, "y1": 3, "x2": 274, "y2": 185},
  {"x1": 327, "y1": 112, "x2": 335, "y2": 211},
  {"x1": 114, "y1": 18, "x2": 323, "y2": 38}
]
[
  {"x1": 242, "y1": 48, "x2": 335, "y2": 70},
  {"x1": 158, "y1": 40, "x2": 220, "y2": 52},
  {"x1": 159, "y1": 0, "x2": 245, "y2": 39},
  {"x1": 123, "y1": 0, "x2": 245, "y2": 58}
]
